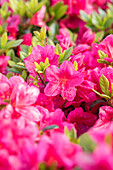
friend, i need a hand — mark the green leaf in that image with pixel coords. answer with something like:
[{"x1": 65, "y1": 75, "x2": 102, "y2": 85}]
[
  {"x1": 49, "y1": 21, "x2": 59, "y2": 39},
  {"x1": 104, "y1": 18, "x2": 113, "y2": 29},
  {"x1": 49, "y1": 1, "x2": 67, "y2": 20},
  {"x1": 79, "y1": 133, "x2": 97, "y2": 152},
  {"x1": 64, "y1": 126, "x2": 78, "y2": 143},
  {"x1": 13, "y1": 64, "x2": 26, "y2": 70},
  {"x1": 5, "y1": 39, "x2": 23, "y2": 49},
  {"x1": 98, "y1": 8, "x2": 106, "y2": 18},
  {"x1": 9, "y1": 0, "x2": 18, "y2": 13},
  {"x1": 1, "y1": 32, "x2": 7, "y2": 48},
  {"x1": 59, "y1": 46, "x2": 73, "y2": 64},
  {"x1": 8, "y1": 68, "x2": 21, "y2": 74},
  {"x1": 20, "y1": 51, "x2": 28, "y2": 61},
  {"x1": 92, "y1": 12, "x2": 102, "y2": 28},
  {"x1": 42, "y1": 125, "x2": 59, "y2": 131},
  {"x1": 6, "y1": 49, "x2": 15, "y2": 60},
  {"x1": 21, "y1": 70, "x2": 27, "y2": 80},
  {"x1": 99, "y1": 93, "x2": 111, "y2": 99},
  {"x1": 98, "y1": 50, "x2": 108, "y2": 59},
  {"x1": 99, "y1": 74, "x2": 109, "y2": 94},
  {"x1": 80, "y1": 10, "x2": 89, "y2": 22},
  {"x1": 74, "y1": 61, "x2": 78, "y2": 71},
  {"x1": 6, "y1": 72, "x2": 13, "y2": 79},
  {"x1": 97, "y1": 59, "x2": 110, "y2": 65},
  {"x1": 20, "y1": 44, "x2": 29, "y2": 54},
  {"x1": 111, "y1": 84, "x2": 113, "y2": 97},
  {"x1": 89, "y1": 99, "x2": 106, "y2": 111},
  {"x1": 54, "y1": 44, "x2": 62, "y2": 55},
  {"x1": 8, "y1": 60, "x2": 15, "y2": 67},
  {"x1": 40, "y1": 26, "x2": 46, "y2": 40},
  {"x1": 55, "y1": 4, "x2": 68, "y2": 20},
  {"x1": 92, "y1": 89, "x2": 111, "y2": 99}
]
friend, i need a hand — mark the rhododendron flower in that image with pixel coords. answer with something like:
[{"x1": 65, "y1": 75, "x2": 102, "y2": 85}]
[
  {"x1": 39, "y1": 108, "x2": 74, "y2": 132},
  {"x1": 24, "y1": 45, "x2": 59, "y2": 75},
  {"x1": 7, "y1": 15, "x2": 20, "y2": 39},
  {"x1": 76, "y1": 144, "x2": 113, "y2": 170},
  {"x1": 0, "y1": 74, "x2": 42, "y2": 122},
  {"x1": 38, "y1": 132, "x2": 82, "y2": 169},
  {"x1": 30, "y1": 5, "x2": 46, "y2": 28},
  {"x1": 0, "y1": 55, "x2": 10, "y2": 74},
  {"x1": 94, "y1": 34, "x2": 113, "y2": 62},
  {"x1": 44, "y1": 61, "x2": 84, "y2": 101},
  {"x1": 73, "y1": 44, "x2": 90, "y2": 55},
  {"x1": 76, "y1": 80, "x2": 96, "y2": 102},
  {"x1": 68, "y1": 107, "x2": 97, "y2": 135},
  {"x1": 93, "y1": 106, "x2": 113, "y2": 129},
  {"x1": 80, "y1": 29, "x2": 95, "y2": 45},
  {"x1": 56, "y1": 28, "x2": 75, "y2": 50}
]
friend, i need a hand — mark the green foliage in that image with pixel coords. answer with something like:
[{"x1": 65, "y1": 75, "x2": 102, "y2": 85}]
[
  {"x1": 33, "y1": 26, "x2": 47, "y2": 47},
  {"x1": 59, "y1": 46, "x2": 73, "y2": 65},
  {"x1": 49, "y1": 1, "x2": 68, "y2": 20},
  {"x1": 79, "y1": 133, "x2": 97, "y2": 152},
  {"x1": 99, "y1": 74, "x2": 110, "y2": 95},
  {"x1": 1, "y1": 32, "x2": 7, "y2": 48},
  {"x1": 89, "y1": 99, "x2": 106, "y2": 111},
  {"x1": 9, "y1": 0, "x2": 47, "y2": 18},
  {"x1": 65, "y1": 126, "x2": 79, "y2": 144},
  {"x1": 80, "y1": 5, "x2": 113, "y2": 36},
  {"x1": 35, "y1": 57, "x2": 50, "y2": 73},
  {"x1": 42, "y1": 125, "x2": 59, "y2": 132},
  {"x1": 0, "y1": 2, "x2": 11, "y2": 20}
]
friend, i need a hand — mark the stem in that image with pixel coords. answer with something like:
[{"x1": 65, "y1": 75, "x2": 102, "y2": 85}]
[{"x1": 37, "y1": 72, "x2": 46, "y2": 87}]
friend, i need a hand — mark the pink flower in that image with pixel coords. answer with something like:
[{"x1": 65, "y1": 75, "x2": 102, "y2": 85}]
[
  {"x1": 76, "y1": 144, "x2": 113, "y2": 170},
  {"x1": 44, "y1": 61, "x2": 84, "y2": 101},
  {"x1": 73, "y1": 44, "x2": 90, "y2": 55},
  {"x1": 64, "y1": 0, "x2": 93, "y2": 15},
  {"x1": 0, "y1": 73, "x2": 10, "y2": 95},
  {"x1": 38, "y1": 132, "x2": 82, "y2": 169},
  {"x1": 24, "y1": 45, "x2": 59, "y2": 75},
  {"x1": 68, "y1": 107, "x2": 97, "y2": 135},
  {"x1": 0, "y1": 55, "x2": 10, "y2": 74},
  {"x1": 93, "y1": 106, "x2": 113, "y2": 129},
  {"x1": 0, "y1": 74, "x2": 42, "y2": 122},
  {"x1": 30, "y1": 5, "x2": 46, "y2": 28},
  {"x1": 94, "y1": 34, "x2": 113, "y2": 62},
  {"x1": 80, "y1": 29, "x2": 95, "y2": 45},
  {"x1": 12, "y1": 83, "x2": 41, "y2": 121},
  {"x1": 56, "y1": 28, "x2": 75, "y2": 50},
  {"x1": 7, "y1": 15, "x2": 20, "y2": 39},
  {"x1": 39, "y1": 108, "x2": 74, "y2": 132}
]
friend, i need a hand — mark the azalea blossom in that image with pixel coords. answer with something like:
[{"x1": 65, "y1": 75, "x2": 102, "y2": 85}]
[
  {"x1": 44, "y1": 61, "x2": 84, "y2": 101},
  {"x1": 0, "y1": 74, "x2": 42, "y2": 122},
  {"x1": 24, "y1": 45, "x2": 59, "y2": 75}
]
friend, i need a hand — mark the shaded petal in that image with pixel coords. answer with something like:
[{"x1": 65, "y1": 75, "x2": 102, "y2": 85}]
[
  {"x1": 44, "y1": 82, "x2": 61, "y2": 96},
  {"x1": 46, "y1": 65, "x2": 59, "y2": 82},
  {"x1": 16, "y1": 106, "x2": 42, "y2": 122},
  {"x1": 15, "y1": 84, "x2": 40, "y2": 106},
  {"x1": 61, "y1": 87, "x2": 76, "y2": 101}
]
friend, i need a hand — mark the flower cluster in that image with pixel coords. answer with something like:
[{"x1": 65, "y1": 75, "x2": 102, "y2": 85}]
[{"x1": 0, "y1": 0, "x2": 113, "y2": 169}]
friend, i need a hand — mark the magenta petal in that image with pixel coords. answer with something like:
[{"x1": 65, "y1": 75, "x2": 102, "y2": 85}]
[
  {"x1": 46, "y1": 65, "x2": 59, "y2": 82},
  {"x1": 15, "y1": 106, "x2": 42, "y2": 122},
  {"x1": 44, "y1": 82, "x2": 61, "y2": 96},
  {"x1": 61, "y1": 87, "x2": 77, "y2": 101}
]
